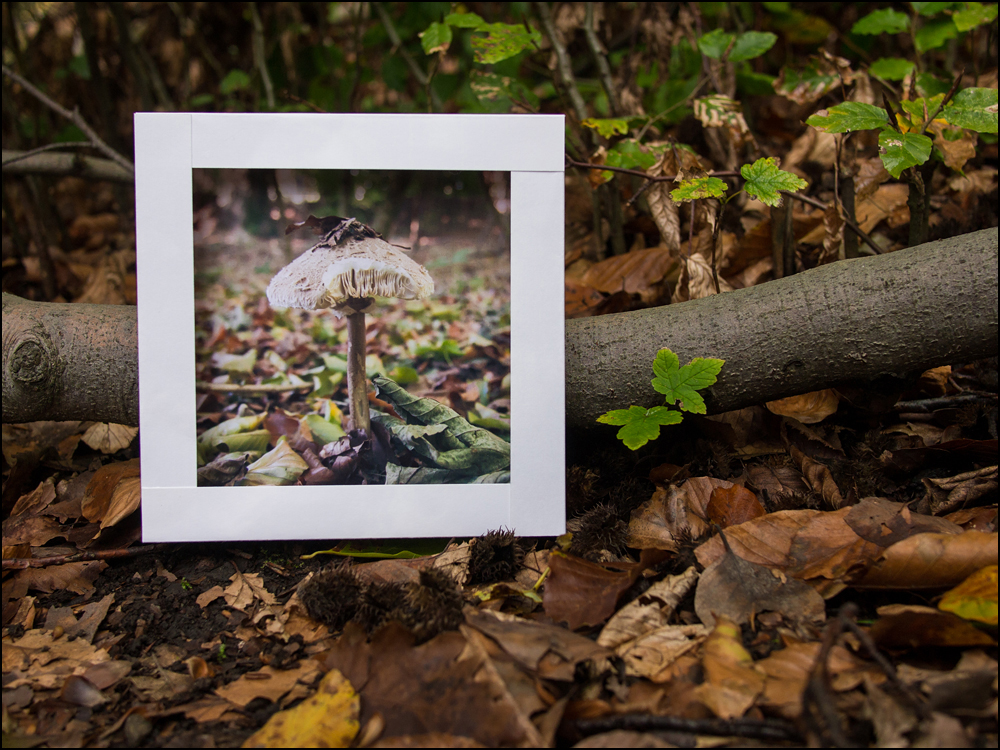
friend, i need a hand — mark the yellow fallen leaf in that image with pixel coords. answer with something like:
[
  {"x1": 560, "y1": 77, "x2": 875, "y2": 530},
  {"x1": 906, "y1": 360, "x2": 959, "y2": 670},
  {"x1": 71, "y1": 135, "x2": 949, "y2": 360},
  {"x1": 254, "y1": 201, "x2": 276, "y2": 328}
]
[
  {"x1": 938, "y1": 565, "x2": 999, "y2": 626},
  {"x1": 242, "y1": 668, "x2": 359, "y2": 748},
  {"x1": 693, "y1": 616, "x2": 764, "y2": 718}
]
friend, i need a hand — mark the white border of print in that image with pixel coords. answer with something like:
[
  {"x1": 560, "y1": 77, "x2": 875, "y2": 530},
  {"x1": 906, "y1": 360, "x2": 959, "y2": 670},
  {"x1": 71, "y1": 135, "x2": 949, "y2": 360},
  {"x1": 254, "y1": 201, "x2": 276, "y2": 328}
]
[{"x1": 135, "y1": 113, "x2": 565, "y2": 542}]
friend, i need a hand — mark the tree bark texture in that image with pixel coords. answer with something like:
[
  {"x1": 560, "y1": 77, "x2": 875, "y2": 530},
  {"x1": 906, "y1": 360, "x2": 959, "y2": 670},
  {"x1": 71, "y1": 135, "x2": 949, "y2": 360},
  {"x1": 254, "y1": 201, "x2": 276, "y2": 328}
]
[
  {"x1": 2, "y1": 294, "x2": 138, "y2": 425},
  {"x1": 2, "y1": 229, "x2": 996, "y2": 428},
  {"x1": 566, "y1": 228, "x2": 997, "y2": 427}
]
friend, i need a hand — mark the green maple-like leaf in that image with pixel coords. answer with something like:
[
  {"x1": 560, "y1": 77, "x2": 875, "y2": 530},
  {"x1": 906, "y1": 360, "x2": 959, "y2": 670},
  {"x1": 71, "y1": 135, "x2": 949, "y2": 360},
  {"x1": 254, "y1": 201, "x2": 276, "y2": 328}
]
[
  {"x1": 597, "y1": 405, "x2": 683, "y2": 450},
  {"x1": 651, "y1": 348, "x2": 725, "y2": 415},
  {"x1": 851, "y1": 8, "x2": 910, "y2": 35},
  {"x1": 741, "y1": 157, "x2": 808, "y2": 207},
  {"x1": 943, "y1": 87, "x2": 999, "y2": 134},
  {"x1": 878, "y1": 130, "x2": 933, "y2": 178},
  {"x1": 670, "y1": 176, "x2": 728, "y2": 202},
  {"x1": 806, "y1": 102, "x2": 889, "y2": 133}
]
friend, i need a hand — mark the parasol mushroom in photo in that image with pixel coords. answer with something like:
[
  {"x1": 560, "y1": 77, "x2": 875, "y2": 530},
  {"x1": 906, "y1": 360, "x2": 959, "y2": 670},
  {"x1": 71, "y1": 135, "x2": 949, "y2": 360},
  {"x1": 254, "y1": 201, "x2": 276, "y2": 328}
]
[{"x1": 266, "y1": 216, "x2": 434, "y2": 437}]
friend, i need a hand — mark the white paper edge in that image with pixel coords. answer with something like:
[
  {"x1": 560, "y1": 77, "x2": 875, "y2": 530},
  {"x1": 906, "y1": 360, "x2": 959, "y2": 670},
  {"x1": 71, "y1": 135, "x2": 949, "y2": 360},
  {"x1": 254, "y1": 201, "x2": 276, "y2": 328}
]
[{"x1": 135, "y1": 112, "x2": 566, "y2": 542}]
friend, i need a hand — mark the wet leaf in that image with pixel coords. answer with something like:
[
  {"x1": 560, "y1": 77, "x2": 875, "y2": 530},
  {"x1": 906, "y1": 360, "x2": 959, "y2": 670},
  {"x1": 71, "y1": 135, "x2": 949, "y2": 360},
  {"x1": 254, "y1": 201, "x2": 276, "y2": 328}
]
[
  {"x1": 242, "y1": 668, "x2": 359, "y2": 748},
  {"x1": 938, "y1": 566, "x2": 999, "y2": 626}
]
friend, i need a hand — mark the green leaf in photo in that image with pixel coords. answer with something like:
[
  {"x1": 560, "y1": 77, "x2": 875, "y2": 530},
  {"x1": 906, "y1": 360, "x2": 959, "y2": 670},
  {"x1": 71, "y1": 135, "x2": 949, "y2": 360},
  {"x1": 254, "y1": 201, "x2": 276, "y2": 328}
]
[
  {"x1": 869, "y1": 57, "x2": 916, "y2": 81},
  {"x1": 915, "y1": 17, "x2": 959, "y2": 51},
  {"x1": 651, "y1": 348, "x2": 725, "y2": 414},
  {"x1": 697, "y1": 28, "x2": 734, "y2": 59},
  {"x1": 953, "y1": 2, "x2": 999, "y2": 32},
  {"x1": 851, "y1": 8, "x2": 910, "y2": 34},
  {"x1": 212, "y1": 349, "x2": 257, "y2": 374},
  {"x1": 729, "y1": 31, "x2": 777, "y2": 62},
  {"x1": 302, "y1": 414, "x2": 346, "y2": 446},
  {"x1": 943, "y1": 87, "x2": 999, "y2": 134},
  {"x1": 806, "y1": 101, "x2": 889, "y2": 133},
  {"x1": 741, "y1": 157, "x2": 808, "y2": 207},
  {"x1": 597, "y1": 405, "x2": 684, "y2": 450},
  {"x1": 240, "y1": 437, "x2": 309, "y2": 486},
  {"x1": 878, "y1": 129, "x2": 933, "y2": 178},
  {"x1": 670, "y1": 177, "x2": 729, "y2": 202},
  {"x1": 419, "y1": 21, "x2": 452, "y2": 55},
  {"x1": 582, "y1": 117, "x2": 630, "y2": 138},
  {"x1": 218, "y1": 430, "x2": 272, "y2": 454}
]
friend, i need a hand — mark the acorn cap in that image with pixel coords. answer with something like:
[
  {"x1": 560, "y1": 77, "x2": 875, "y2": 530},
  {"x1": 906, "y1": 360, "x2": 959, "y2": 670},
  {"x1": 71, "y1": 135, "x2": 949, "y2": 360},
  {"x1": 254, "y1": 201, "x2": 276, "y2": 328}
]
[{"x1": 266, "y1": 236, "x2": 434, "y2": 316}]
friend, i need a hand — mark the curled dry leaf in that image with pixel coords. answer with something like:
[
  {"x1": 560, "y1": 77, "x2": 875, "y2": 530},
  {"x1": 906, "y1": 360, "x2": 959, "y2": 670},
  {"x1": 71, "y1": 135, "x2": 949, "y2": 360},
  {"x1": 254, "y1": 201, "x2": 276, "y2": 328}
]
[
  {"x1": 923, "y1": 465, "x2": 998, "y2": 515},
  {"x1": 597, "y1": 567, "x2": 700, "y2": 649},
  {"x1": 788, "y1": 444, "x2": 848, "y2": 509},
  {"x1": 852, "y1": 531, "x2": 999, "y2": 590},
  {"x1": 614, "y1": 624, "x2": 708, "y2": 682},
  {"x1": 692, "y1": 616, "x2": 765, "y2": 719},
  {"x1": 765, "y1": 390, "x2": 840, "y2": 424},
  {"x1": 628, "y1": 477, "x2": 733, "y2": 550},
  {"x1": 81, "y1": 423, "x2": 138, "y2": 454}
]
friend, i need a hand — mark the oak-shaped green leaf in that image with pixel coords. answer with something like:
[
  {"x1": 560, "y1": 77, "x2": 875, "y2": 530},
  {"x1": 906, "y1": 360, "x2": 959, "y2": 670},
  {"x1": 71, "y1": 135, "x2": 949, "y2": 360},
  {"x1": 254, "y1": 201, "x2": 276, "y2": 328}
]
[
  {"x1": 954, "y1": 2, "x2": 999, "y2": 32},
  {"x1": 915, "y1": 17, "x2": 958, "y2": 51},
  {"x1": 943, "y1": 87, "x2": 999, "y2": 134},
  {"x1": 741, "y1": 157, "x2": 808, "y2": 207},
  {"x1": 869, "y1": 57, "x2": 915, "y2": 81},
  {"x1": 470, "y1": 22, "x2": 541, "y2": 64},
  {"x1": 597, "y1": 405, "x2": 683, "y2": 450},
  {"x1": 878, "y1": 129, "x2": 933, "y2": 178},
  {"x1": 729, "y1": 31, "x2": 777, "y2": 62},
  {"x1": 582, "y1": 117, "x2": 630, "y2": 138},
  {"x1": 419, "y1": 21, "x2": 452, "y2": 55},
  {"x1": 670, "y1": 177, "x2": 728, "y2": 203},
  {"x1": 698, "y1": 28, "x2": 734, "y2": 59},
  {"x1": 651, "y1": 348, "x2": 725, "y2": 415},
  {"x1": 806, "y1": 102, "x2": 889, "y2": 133},
  {"x1": 851, "y1": 8, "x2": 910, "y2": 34}
]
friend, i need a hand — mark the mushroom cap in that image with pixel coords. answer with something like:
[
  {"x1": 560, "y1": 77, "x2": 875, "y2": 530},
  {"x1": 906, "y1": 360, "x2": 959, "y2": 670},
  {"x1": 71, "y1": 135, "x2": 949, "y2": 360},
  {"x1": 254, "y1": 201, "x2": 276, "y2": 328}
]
[{"x1": 266, "y1": 236, "x2": 434, "y2": 315}]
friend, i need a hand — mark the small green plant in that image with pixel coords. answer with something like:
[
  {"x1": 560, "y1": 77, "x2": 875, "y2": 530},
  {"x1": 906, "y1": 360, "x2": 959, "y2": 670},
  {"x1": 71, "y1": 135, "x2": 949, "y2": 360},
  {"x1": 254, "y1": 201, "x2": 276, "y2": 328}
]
[
  {"x1": 597, "y1": 348, "x2": 725, "y2": 450},
  {"x1": 216, "y1": 643, "x2": 228, "y2": 662},
  {"x1": 180, "y1": 578, "x2": 193, "y2": 591}
]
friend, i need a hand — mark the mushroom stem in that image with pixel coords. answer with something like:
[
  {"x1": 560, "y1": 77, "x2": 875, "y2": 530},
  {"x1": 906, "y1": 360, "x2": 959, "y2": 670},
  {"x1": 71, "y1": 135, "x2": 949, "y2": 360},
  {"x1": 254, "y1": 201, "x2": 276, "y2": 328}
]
[{"x1": 345, "y1": 310, "x2": 371, "y2": 436}]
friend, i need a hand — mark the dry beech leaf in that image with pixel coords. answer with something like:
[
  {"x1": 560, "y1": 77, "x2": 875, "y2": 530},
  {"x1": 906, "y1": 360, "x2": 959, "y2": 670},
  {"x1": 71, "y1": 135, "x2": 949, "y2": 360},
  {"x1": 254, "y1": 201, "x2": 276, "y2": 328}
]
[
  {"x1": 869, "y1": 604, "x2": 996, "y2": 648},
  {"x1": 853, "y1": 531, "x2": 999, "y2": 590},
  {"x1": 788, "y1": 444, "x2": 848, "y2": 509},
  {"x1": 597, "y1": 567, "x2": 699, "y2": 650},
  {"x1": 81, "y1": 459, "x2": 141, "y2": 524},
  {"x1": 705, "y1": 485, "x2": 766, "y2": 528},
  {"x1": 565, "y1": 279, "x2": 604, "y2": 318},
  {"x1": 694, "y1": 536, "x2": 825, "y2": 629},
  {"x1": 628, "y1": 477, "x2": 732, "y2": 550},
  {"x1": 10, "y1": 478, "x2": 58, "y2": 517},
  {"x1": 100, "y1": 475, "x2": 140, "y2": 529},
  {"x1": 216, "y1": 661, "x2": 320, "y2": 708},
  {"x1": 81, "y1": 423, "x2": 138, "y2": 454},
  {"x1": 543, "y1": 550, "x2": 633, "y2": 630},
  {"x1": 845, "y1": 497, "x2": 962, "y2": 547},
  {"x1": 745, "y1": 463, "x2": 809, "y2": 500},
  {"x1": 242, "y1": 668, "x2": 359, "y2": 748},
  {"x1": 923, "y1": 465, "x2": 998, "y2": 515},
  {"x1": 693, "y1": 616, "x2": 764, "y2": 719},
  {"x1": 581, "y1": 246, "x2": 677, "y2": 295},
  {"x1": 14, "y1": 560, "x2": 108, "y2": 596},
  {"x1": 674, "y1": 251, "x2": 733, "y2": 301},
  {"x1": 765, "y1": 390, "x2": 839, "y2": 424},
  {"x1": 615, "y1": 624, "x2": 708, "y2": 682},
  {"x1": 645, "y1": 183, "x2": 681, "y2": 252}
]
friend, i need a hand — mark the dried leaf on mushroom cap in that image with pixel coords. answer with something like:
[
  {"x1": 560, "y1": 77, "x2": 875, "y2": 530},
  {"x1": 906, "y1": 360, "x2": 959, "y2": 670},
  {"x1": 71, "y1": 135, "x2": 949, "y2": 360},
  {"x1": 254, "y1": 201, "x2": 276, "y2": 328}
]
[{"x1": 266, "y1": 236, "x2": 434, "y2": 317}]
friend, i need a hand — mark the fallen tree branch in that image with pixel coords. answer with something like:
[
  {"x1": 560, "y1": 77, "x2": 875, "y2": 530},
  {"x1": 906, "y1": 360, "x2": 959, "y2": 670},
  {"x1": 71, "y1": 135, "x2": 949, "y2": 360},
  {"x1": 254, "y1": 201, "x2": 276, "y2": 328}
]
[
  {"x1": 2, "y1": 149, "x2": 135, "y2": 183},
  {"x1": 3, "y1": 230, "x2": 997, "y2": 428}
]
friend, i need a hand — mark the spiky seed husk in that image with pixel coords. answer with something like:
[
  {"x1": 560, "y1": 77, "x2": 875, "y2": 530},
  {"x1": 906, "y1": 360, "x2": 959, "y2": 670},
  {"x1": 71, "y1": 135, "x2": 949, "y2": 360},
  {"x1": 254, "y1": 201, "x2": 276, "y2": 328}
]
[
  {"x1": 356, "y1": 581, "x2": 408, "y2": 634},
  {"x1": 401, "y1": 568, "x2": 465, "y2": 643},
  {"x1": 296, "y1": 563, "x2": 364, "y2": 631},
  {"x1": 466, "y1": 528, "x2": 525, "y2": 585},
  {"x1": 569, "y1": 503, "x2": 629, "y2": 559}
]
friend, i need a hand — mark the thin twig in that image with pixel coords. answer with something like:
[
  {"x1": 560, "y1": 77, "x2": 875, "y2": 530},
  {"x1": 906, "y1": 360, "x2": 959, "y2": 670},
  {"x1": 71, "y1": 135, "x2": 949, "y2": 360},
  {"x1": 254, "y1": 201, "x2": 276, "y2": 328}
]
[
  {"x1": 583, "y1": 4, "x2": 619, "y2": 116},
  {"x1": 249, "y1": 2, "x2": 276, "y2": 110},
  {"x1": 802, "y1": 604, "x2": 853, "y2": 747},
  {"x1": 572, "y1": 714, "x2": 802, "y2": 743},
  {"x1": 196, "y1": 381, "x2": 313, "y2": 394},
  {"x1": 2, "y1": 149, "x2": 134, "y2": 182},
  {"x1": 534, "y1": 2, "x2": 589, "y2": 124},
  {"x1": 1, "y1": 64, "x2": 134, "y2": 174},
  {"x1": 372, "y1": 2, "x2": 443, "y2": 111},
  {"x1": 920, "y1": 68, "x2": 964, "y2": 136},
  {"x1": 782, "y1": 190, "x2": 882, "y2": 255},
  {"x1": 566, "y1": 157, "x2": 740, "y2": 182},
  {"x1": 2, "y1": 544, "x2": 172, "y2": 570},
  {"x1": 1, "y1": 142, "x2": 95, "y2": 167}
]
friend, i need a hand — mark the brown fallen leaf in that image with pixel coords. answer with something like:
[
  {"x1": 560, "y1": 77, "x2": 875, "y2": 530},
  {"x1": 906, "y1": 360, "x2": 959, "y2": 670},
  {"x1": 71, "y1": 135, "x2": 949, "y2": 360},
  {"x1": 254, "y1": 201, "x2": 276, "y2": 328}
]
[
  {"x1": 705, "y1": 485, "x2": 766, "y2": 528},
  {"x1": 242, "y1": 668, "x2": 359, "y2": 748},
  {"x1": 215, "y1": 661, "x2": 320, "y2": 708},
  {"x1": 542, "y1": 550, "x2": 634, "y2": 630},
  {"x1": 852, "y1": 531, "x2": 999, "y2": 589},
  {"x1": 13, "y1": 561, "x2": 108, "y2": 596},
  {"x1": 597, "y1": 567, "x2": 700, "y2": 650},
  {"x1": 845, "y1": 497, "x2": 963, "y2": 547},
  {"x1": 628, "y1": 477, "x2": 732, "y2": 550},
  {"x1": 81, "y1": 459, "x2": 140, "y2": 524},
  {"x1": 581, "y1": 246, "x2": 677, "y2": 295},
  {"x1": 10, "y1": 478, "x2": 58, "y2": 517},
  {"x1": 766, "y1": 390, "x2": 839, "y2": 424},
  {"x1": 564, "y1": 279, "x2": 605, "y2": 318},
  {"x1": 615, "y1": 624, "x2": 708, "y2": 682},
  {"x1": 788, "y1": 444, "x2": 849, "y2": 509},
  {"x1": 869, "y1": 604, "x2": 997, "y2": 648},
  {"x1": 922, "y1": 466, "x2": 998, "y2": 515},
  {"x1": 223, "y1": 570, "x2": 277, "y2": 612},
  {"x1": 81, "y1": 423, "x2": 138, "y2": 454},
  {"x1": 694, "y1": 532, "x2": 825, "y2": 629},
  {"x1": 693, "y1": 616, "x2": 765, "y2": 719}
]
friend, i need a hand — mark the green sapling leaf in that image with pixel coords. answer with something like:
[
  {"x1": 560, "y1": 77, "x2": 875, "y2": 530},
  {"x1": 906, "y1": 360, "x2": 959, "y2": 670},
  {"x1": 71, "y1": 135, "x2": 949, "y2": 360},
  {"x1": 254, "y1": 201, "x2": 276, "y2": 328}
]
[
  {"x1": 728, "y1": 31, "x2": 777, "y2": 62},
  {"x1": 582, "y1": 117, "x2": 630, "y2": 138},
  {"x1": 878, "y1": 130, "x2": 933, "y2": 178},
  {"x1": 914, "y1": 17, "x2": 958, "y2": 51},
  {"x1": 740, "y1": 157, "x2": 808, "y2": 207},
  {"x1": 469, "y1": 22, "x2": 541, "y2": 64},
  {"x1": 651, "y1": 348, "x2": 725, "y2": 415},
  {"x1": 851, "y1": 8, "x2": 910, "y2": 35},
  {"x1": 806, "y1": 102, "x2": 889, "y2": 133},
  {"x1": 697, "y1": 28, "x2": 734, "y2": 59},
  {"x1": 444, "y1": 12, "x2": 487, "y2": 28},
  {"x1": 943, "y1": 88, "x2": 999, "y2": 134},
  {"x1": 869, "y1": 58, "x2": 915, "y2": 81},
  {"x1": 953, "y1": 2, "x2": 999, "y2": 32},
  {"x1": 597, "y1": 405, "x2": 683, "y2": 450},
  {"x1": 670, "y1": 176, "x2": 728, "y2": 202},
  {"x1": 419, "y1": 21, "x2": 453, "y2": 55}
]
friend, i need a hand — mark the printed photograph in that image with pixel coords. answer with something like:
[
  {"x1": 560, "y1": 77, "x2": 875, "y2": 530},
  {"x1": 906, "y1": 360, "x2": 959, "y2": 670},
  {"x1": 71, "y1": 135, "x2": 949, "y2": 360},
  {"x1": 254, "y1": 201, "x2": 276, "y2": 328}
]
[{"x1": 192, "y1": 168, "x2": 512, "y2": 486}]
